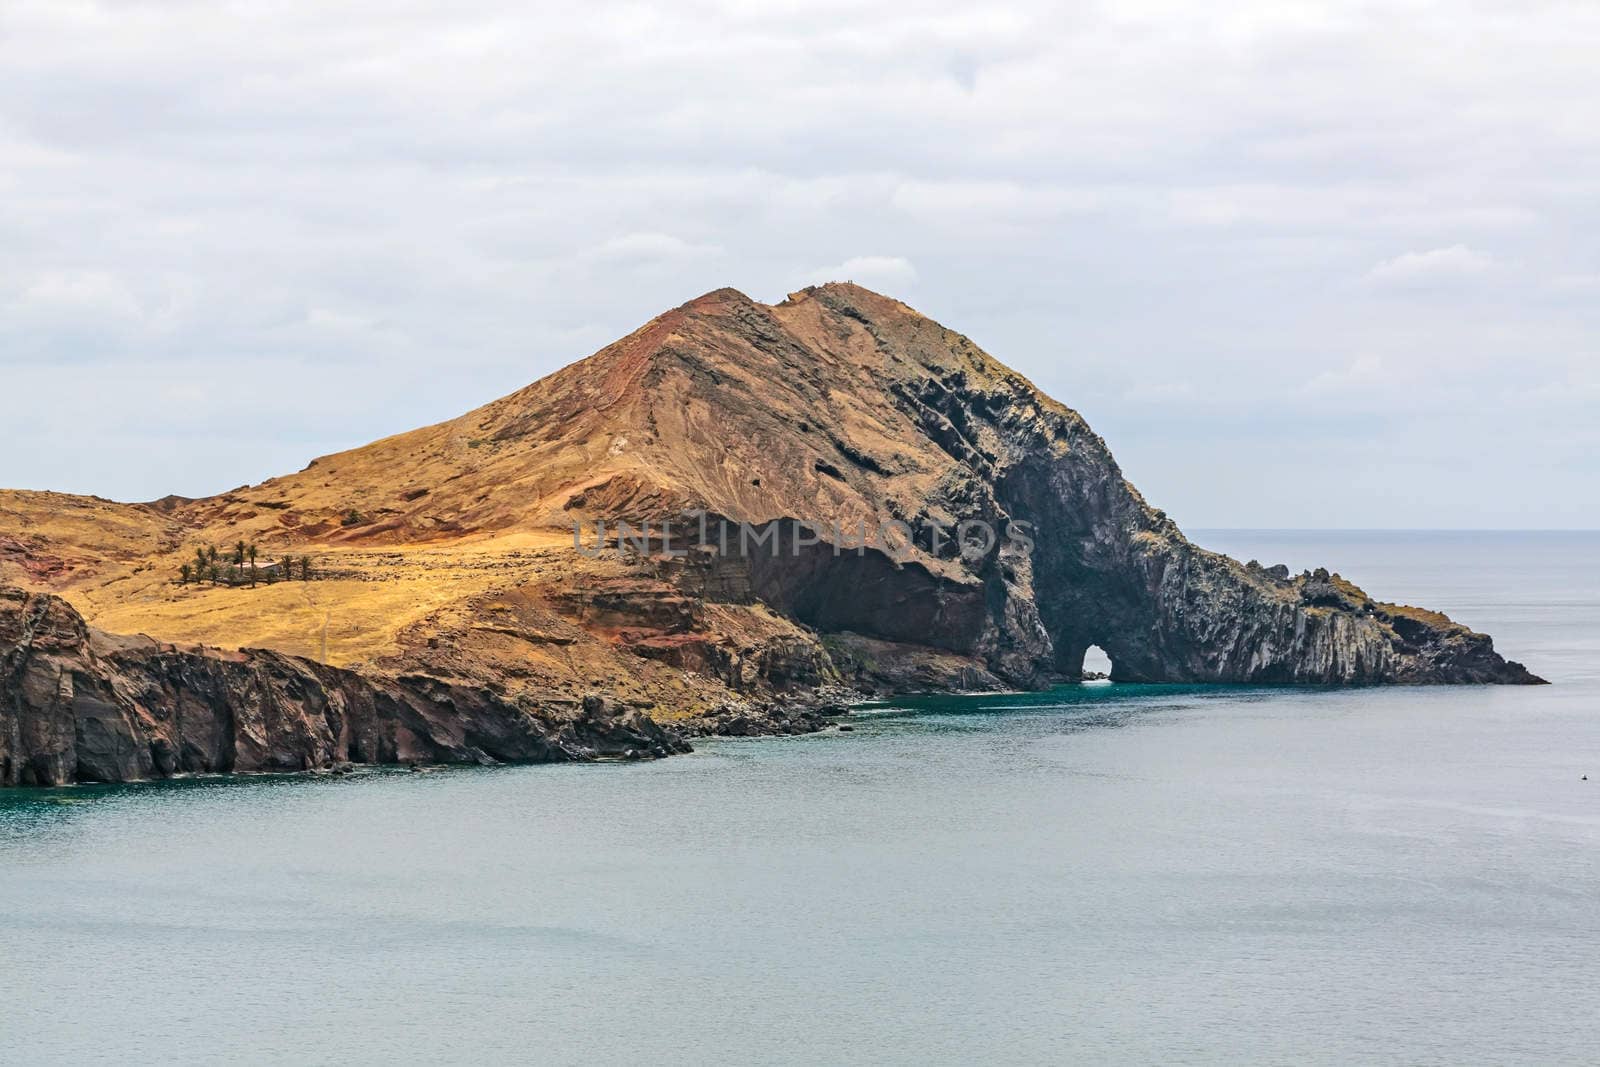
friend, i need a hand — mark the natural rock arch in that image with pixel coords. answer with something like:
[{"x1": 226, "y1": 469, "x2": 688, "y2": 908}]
[{"x1": 1082, "y1": 644, "x2": 1113, "y2": 679}]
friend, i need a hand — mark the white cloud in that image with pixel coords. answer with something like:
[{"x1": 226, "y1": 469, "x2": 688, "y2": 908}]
[
  {"x1": 582, "y1": 232, "x2": 724, "y2": 263},
  {"x1": 1550, "y1": 273, "x2": 1600, "y2": 292},
  {"x1": 14, "y1": 270, "x2": 143, "y2": 321},
  {"x1": 0, "y1": 0, "x2": 1597, "y2": 523},
  {"x1": 1365, "y1": 245, "x2": 1497, "y2": 286},
  {"x1": 1121, "y1": 379, "x2": 1194, "y2": 404},
  {"x1": 891, "y1": 180, "x2": 1104, "y2": 223},
  {"x1": 1302, "y1": 353, "x2": 1389, "y2": 396},
  {"x1": 804, "y1": 256, "x2": 919, "y2": 290}
]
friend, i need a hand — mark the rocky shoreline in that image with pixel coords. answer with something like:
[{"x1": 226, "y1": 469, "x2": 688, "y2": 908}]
[
  {"x1": 0, "y1": 587, "x2": 695, "y2": 787},
  {"x1": 1, "y1": 585, "x2": 883, "y2": 787},
  {"x1": 0, "y1": 581, "x2": 1550, "y2": 788},
  {"x1": 3, "y1": 552, "x2": 1554, "y2": 792}
]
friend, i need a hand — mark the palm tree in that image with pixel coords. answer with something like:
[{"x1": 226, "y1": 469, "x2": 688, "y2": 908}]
[
  {"x1": 246, "y1": 543, "x2": 258, "y2": 587},
  {"x1": 234, "y1": 540, "x2": 246, "y2": 566},
  {"x1": 299, "y1": 556, "x2": 313, "y2": 582},
  {"x1": 280, "y1": 555, "x2": 294, "y2": 582},
  {"x1": 179, "y1": 563, "x2": 192, "y2": 586}
]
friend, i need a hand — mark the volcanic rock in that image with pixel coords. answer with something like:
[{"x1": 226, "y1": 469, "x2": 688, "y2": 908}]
[{"x1": 0, "y1": 587, "x2": 685, "y2": 787}]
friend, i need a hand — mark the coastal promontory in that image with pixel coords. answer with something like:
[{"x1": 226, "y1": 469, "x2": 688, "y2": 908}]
[{"x1": 0, "y1": 284, "x2": 1542, "y2": 784}]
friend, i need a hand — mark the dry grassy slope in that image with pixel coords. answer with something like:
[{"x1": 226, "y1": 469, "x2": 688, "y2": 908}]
[
  {"x1": 3, "y1": 284, "x2": 1057, "y2": 716},
  {"x1": 1, "y1": 490, "x2": 184, "y2": 584},
  {"x1": 0, "y1": 285, "x2": 1058, "y2": 624},
  {"x1": 172, "y1": 283, "x2": 1106, "y2": 553}
]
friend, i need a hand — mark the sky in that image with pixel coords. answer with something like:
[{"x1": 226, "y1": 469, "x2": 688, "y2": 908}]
[{"x1": 2, "y1": 0, "x2": 1597, "y2": 528}]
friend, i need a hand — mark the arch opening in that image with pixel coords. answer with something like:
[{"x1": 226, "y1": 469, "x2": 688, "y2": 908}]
[{"x1": 1081, "y1": 644, "x2": 1113, "y2": 682}]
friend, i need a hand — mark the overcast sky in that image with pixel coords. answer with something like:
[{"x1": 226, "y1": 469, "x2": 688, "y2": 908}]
[{"x1": 3, "y1": 1, "x2": 1596, "y2": 527}]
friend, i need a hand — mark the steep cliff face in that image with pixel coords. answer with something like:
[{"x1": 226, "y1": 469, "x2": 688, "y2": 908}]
[
  {"x1": 525, "y1": 284, "x2": 1542, "y2": 688},
  {"x1": 835, "y1": 322, "x2": 1544, "y2": 685},
  {"x1": 0, "y1": 587, "x2": 685, "y2": 787}
]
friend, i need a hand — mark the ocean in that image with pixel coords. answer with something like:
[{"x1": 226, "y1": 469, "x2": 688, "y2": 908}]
[{"x1": 3, "y1": 531, "x2": 1597, "y2": 1064}]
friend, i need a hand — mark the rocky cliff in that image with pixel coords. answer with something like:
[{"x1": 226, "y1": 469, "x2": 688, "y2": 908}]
[
  {"x1": 0, "y1": 587, "x2": 685, "y2": 787},
  {"x1": 449, "y1": 283, "x2": 1539, "y2": 689},
  {"x1": 0, "y1": 283, "x2": 1544, "y2": 787}
]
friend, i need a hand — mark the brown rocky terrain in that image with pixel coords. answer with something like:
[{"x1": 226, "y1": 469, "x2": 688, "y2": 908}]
[
  {"x1": 0, "y1": 284, "x2": 1543, "y2": 783},
  {"x1": 0, "y1": 587, "x2": 690, "y2": 788}
]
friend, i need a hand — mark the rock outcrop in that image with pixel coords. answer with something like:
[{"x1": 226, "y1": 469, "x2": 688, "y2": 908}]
[
  {"x1": 0, "y1": 587, "x2": 686, "y2": 787},
  {"x1": 490, "y1": 284, "x2": 1544, "y2": 689}
]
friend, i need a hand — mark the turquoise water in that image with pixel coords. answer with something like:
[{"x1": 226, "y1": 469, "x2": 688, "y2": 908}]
[{"x1": 3, "y1": 532, "x2": 1598, "y2": 1064}]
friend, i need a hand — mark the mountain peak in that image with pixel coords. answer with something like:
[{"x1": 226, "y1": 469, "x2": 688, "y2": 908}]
[{"x1": 676, "y1": 285, "x2": 762, "y2": 314}]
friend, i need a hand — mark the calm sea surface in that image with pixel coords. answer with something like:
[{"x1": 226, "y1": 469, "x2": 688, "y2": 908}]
[{"x1": 3, "y1": 531, "x2": 1597, "y2": 1065}]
